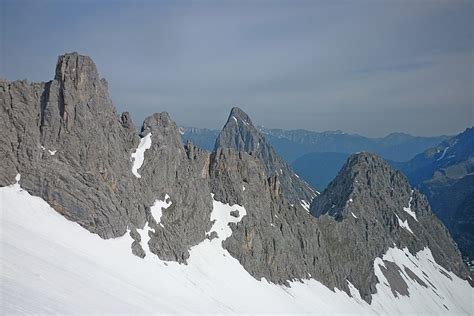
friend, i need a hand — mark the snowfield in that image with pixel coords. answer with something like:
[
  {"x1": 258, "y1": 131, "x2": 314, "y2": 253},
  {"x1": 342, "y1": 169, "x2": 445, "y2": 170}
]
[{"x1": 1, "y1": 178, "x2": 473, "y2": 314}]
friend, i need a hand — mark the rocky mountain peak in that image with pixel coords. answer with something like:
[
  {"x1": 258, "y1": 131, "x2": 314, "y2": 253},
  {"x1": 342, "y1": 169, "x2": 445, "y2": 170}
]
[
  {"x1": 215, "y1": 107, "x2": 259, "y2": 153},
  {"x1": 310, "y1": 152, "x2": 410, "y2": 219},
  {"x1": 228, "y1": 106, "x2": 254, "y2": 126},
  {"x1": 142, "y1": 112, "x2": 174, "y2": 133},
  {"x1": 54, "y1": 52, "x2": 100, "y2": 85},
  {"x1": 140, "y1": 112, "x2": 184, "y2": 152},
  {"x1": 215, "y1": 107, "x2": 316, "y2": 205},
  {"x1": 343, "y1": 151, "x2": 399, "y2": 185}
]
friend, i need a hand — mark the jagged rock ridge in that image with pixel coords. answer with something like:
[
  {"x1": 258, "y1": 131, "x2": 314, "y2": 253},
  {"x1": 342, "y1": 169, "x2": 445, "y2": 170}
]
[
  {"x1": 0, "y1": 53, "x2": 470, "y2": 306},
  {"x1": 214, "y1": 107, "x2": 317, "y2": 208}
]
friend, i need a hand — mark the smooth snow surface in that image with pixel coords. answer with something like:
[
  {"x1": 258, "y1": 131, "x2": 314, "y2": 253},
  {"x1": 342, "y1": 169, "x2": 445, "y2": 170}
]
[
  {"x1": 1, "y1": 181, "x2": 473, "y2": 314},
  {"x1": 372, "y1": 247, "x2": 473, "y2": 314},
  {"x1": 130, "y1": 133, "x2": 152, "y2": 178},
  {"x1": 150, "y1": 194, "x2": 172, "y2": 227}
]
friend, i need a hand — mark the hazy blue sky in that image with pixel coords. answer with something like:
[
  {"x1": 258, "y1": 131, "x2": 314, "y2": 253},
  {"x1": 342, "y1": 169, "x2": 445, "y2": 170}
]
[{"x1": 1, "y1": 0, "x2": 473, "y2": 136}]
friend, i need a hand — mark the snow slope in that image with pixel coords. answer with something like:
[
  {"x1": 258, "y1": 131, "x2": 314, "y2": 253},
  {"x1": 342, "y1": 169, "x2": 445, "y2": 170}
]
[
  {"x1": 372, "y1": 247, "x2": 473, "y2": 314},
  {"x1": 1, "y1": 178, "x2": 472, "y2": 314}
]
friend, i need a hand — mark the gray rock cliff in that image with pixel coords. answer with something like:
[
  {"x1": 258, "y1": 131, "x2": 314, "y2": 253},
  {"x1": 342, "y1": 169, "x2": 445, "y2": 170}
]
[
  {"x1": 0, "y1": 53, "x2": 470, "y2": 306},
  {"x1": 214, "y1": 107, "x2": 317, "y2": 207},
  {"x1": 1, "y1": 53, "x2": 144, "y2": 238}
]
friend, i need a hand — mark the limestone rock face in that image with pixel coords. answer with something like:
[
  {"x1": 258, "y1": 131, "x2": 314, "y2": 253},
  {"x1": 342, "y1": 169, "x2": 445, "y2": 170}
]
[
  {"x1": 0, "y1": 53, "x2": 143, "y2": 238},
  {"x1": 209, "y1": 148, "x2": 469, "y2": 302},
  {"x1": 1, "y1": 53, "x2": 469, "y2": 305},
  {"x1": 0, "y1": 52, "x2": 214, "y2": 261},
  {"x1": 214, "y1": 107, "x2": 317, "y2": 206},
  {"x1": 309, "y1": 153, "x2": 469, "y2": 299},
  {"x1": 136, "y1": 112, "x2": 213, "y2": 263}
]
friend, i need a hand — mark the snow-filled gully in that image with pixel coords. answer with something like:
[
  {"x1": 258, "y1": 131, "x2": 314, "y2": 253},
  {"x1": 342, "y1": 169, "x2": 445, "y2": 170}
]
[{"x1": 130, "y1": 132, "x2": 152, "y2": 178}]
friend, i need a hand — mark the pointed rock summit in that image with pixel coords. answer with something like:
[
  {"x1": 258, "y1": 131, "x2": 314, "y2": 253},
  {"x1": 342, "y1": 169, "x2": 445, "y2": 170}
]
[
  {"x1": 310, "y1": 152, "x2": 408, "y2": 219},
  {"x1": 228, "y1": 106, "x2": 254, "y2": 124},
  {"x1": 214, "y1": 107, "x2": 317, "y2": 206},
  {"x1": 310, "y1": 152, "x2": 468, "y2": 283},
  {"x1": 0, "y1": 52, "x2": 141, "y2": 238},
  {"x1": 54, "y1": 52, "x2": 100, "y2": 84}
]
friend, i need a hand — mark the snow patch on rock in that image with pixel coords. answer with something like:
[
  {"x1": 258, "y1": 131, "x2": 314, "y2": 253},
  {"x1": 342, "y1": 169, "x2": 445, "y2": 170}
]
[
  {"x1": 437, "y1": 147, "x2": 449, "y2": 161},
  {"x1": 300, "y1": 200, "x2": 310, "y2": 212},
  {"x1": 40, "y1": 146, "x2": 56, "y2": 155},
  {"x1": 403, "y1": 191, "x2": 417, "y2": 221},
  {"x1": 130, "y1": 133, "x2": 152, "y2": 178},
  {"x1": 150, "y1": 194, "x2": 172, "y2": 228},
  {"x1": 396, "y1": 214, "x2": 414, "y2": 234}
]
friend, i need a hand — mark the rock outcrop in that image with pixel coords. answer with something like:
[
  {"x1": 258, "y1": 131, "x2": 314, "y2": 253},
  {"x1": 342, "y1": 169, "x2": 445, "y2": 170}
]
[
  {"x1": 0, "y1": 53, "x2": 470, "y2": 306},
  {"x1": 309, "y1": 153, "x2": 469, "y2": 299},
  {"x1": 214, "y1": 107, "x2": 317, "y2": 207},
  {"x1": 135, "y1": 112, "x2": 214, "y2": 262},
  {"x1": 0, "y1": 53, "x2": 144, "y2": 238}
]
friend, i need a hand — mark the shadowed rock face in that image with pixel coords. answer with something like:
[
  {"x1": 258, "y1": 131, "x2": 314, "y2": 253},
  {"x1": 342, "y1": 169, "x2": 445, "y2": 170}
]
[
  {"x1": 0, "y1": 53, "x2": 469, "y2": 305},
  {"x1": 309, "y1": 153, "x2": 469, "y2": 297},
  {"x1": 214, "y1": 107, "x2": 317, "y2": 206},
  {"x1": 392, "y1": 127, "x2": 474, "y2": 261}
]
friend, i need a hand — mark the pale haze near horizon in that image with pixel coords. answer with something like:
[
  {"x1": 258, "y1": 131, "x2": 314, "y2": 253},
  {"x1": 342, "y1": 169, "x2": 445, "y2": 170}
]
[{"x1": 1, "y1": 0, "x2": 472, "y2": 137}]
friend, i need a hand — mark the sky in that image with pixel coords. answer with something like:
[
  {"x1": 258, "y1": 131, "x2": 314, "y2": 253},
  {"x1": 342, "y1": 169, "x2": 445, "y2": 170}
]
[{"x1": 1, "y1": 0, "x2": 473, "y2": 137}]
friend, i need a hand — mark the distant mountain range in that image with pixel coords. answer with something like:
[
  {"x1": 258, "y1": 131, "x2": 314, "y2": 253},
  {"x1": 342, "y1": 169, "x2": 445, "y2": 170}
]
[
  {"x1": 181, "y1": 126, "x2": 449, "y2": 190},
  {"x1": 290, "y1": 152, "x2": 350, "y2": 191},
  {"x1": 392, "y1": 128, "x2": 474, "y2": 264},
  {"x1": 259, "y1": 128, "x2": 449, "y2": 163},
  {"x1": 182, "y1": 127, "x2": 448, "y2": 164}
]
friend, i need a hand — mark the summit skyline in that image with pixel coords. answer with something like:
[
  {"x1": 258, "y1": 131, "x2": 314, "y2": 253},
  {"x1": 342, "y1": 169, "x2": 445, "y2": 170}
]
[{"x1": 1, "y1": 0, "x2": 472, "y2": 136}]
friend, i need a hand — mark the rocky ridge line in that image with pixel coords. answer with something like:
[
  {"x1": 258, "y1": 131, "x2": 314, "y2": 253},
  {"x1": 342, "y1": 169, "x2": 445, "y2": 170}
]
[{"x1": 0, "y1": 52, "x2": 470, "y2": 304}]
